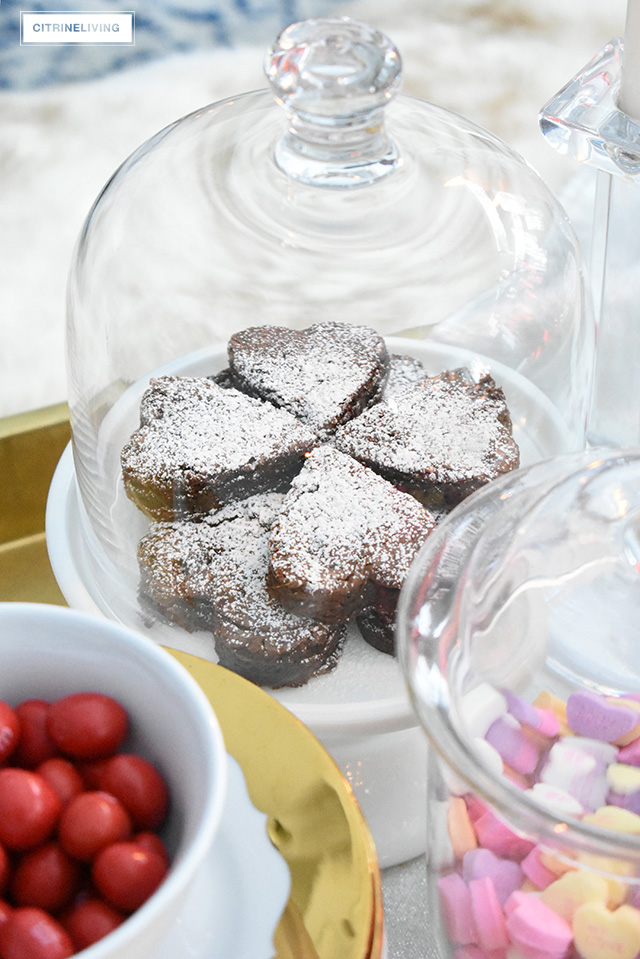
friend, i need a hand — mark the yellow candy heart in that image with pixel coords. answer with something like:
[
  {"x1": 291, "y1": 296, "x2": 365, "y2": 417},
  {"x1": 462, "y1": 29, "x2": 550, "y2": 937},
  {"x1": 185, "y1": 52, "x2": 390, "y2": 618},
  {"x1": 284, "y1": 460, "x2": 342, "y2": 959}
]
[
  {"x1": 540, "y1": 871, "x2": 610, "y2": 922},
  {"x1": 573, "y1": 902, "x2": 640, "y2": 959},
  {"x1": 584, "y1": 806, "x2": 640, "y2": 835},
  {"x1": 607, "y1": 763, "x2": 640, "y2": 795},
  {"x1": 577, "y1": 854, "x2": 633, "y2": 908},
  {"x1": 538, "y1": 850, "x2": 577, "y2": 876},
  {"x1": 606, "y1": 698, "x2": 640, "y2": 747}
]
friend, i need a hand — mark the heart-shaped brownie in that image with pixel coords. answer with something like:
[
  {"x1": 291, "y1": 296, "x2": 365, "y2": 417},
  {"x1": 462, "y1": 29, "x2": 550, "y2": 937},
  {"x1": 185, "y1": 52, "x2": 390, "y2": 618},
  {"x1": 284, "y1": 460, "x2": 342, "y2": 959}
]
[
  {"x1": 226, "y1": 321, "x2": 390, "y2": 437},
  {"x1": 266, "y1": 446, "x2": 436, "y2": 623},
  {"x1": 333, "y1": 367, "x2": 519, "y2": 509},
  {"x1": 138, "y1": 493, "x2": 345, "y2": 688},
  {"x1": 121, "y1": 376, "x2": 318, "y2": 521}
]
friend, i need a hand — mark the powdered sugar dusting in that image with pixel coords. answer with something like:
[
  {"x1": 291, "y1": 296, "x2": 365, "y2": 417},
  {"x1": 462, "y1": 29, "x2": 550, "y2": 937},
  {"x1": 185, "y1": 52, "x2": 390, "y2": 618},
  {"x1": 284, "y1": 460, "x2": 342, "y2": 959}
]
[
  {"x1": 228, "y1": 321, "x2": 389, "y2": 435},
  {"x1": 139, "y1": 492, "x2": 339, "y2": 658},
  {"x1": 122, "y1": 375, "x2": 318, "y2": 516},
  {"x1": 382, "y1": 353, "x2": 429, "y2": 400},
  {"x1": 268, "y1": 446, "x2": 436, "y2": 597},
  {"x1": 334, "y1": 369, "x2": 519, "y2": 489}
]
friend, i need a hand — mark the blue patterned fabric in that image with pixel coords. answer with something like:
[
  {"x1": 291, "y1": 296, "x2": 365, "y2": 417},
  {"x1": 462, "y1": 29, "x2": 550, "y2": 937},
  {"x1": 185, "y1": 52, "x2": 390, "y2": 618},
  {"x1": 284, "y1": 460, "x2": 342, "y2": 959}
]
[{"x1": 0, "y1": 0, "x2": 344, "y2": 89}]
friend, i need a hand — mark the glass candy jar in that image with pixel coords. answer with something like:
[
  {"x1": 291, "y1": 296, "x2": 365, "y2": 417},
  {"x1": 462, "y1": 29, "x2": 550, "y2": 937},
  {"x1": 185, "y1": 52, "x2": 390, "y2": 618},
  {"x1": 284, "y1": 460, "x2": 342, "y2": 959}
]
[
  {"x1": 398, "y1": 448, "x2": 640, "y2": 957},
  {"x1": 48, "y1": 18, "x2": 594, "y2": 867}
]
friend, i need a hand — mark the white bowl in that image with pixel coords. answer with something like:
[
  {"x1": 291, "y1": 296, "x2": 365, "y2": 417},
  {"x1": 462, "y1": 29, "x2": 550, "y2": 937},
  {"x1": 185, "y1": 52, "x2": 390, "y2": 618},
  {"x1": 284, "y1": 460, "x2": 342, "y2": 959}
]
[{"x1": 0, "y1": 602, "x2": 228, "y2": 959}]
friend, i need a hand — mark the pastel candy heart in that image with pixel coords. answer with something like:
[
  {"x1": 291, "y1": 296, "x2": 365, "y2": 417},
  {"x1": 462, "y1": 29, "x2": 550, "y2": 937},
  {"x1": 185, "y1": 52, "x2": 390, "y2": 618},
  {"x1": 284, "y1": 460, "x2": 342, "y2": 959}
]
[
  {"x1": 623, "y1": 790, "x2": 640, "y2": 816},
  {"x1": 438, "y1": 872, "x2": 477, "y2": 945},
  {"x1": 618, "y1": 738, "x2": 640, "y2": 767},
  {"x1": 504, "y1": 689, "x2": 560, "y2": 738},
  {"x1": 520, "y1": 847, "x2": 557, "y2": 889},
  {"x1": 465, "y1": 794, "x2": 489, "y2": 824},
  {"x1": 473, "y1": 809, "x2": 535, "y2": 860},
  {"x1": 526, "y1": 782, "x2": 584, "y2": 817},
  {"x1": 541, "y1": 742, "x2": 596, "y2": 784},
  {"x1": 533, "y1": 691, "x2": 571, "y2": 736},
  {"x1": 447, "y1": 796, "x2": 478, "y2": 859},
  {"x1": 538, "y1": 850, "x2": 577, "y2": 877},
  {"x1": 577, "y1": 855, "x2": 632, "y2": 908},
  {"x1": 606, "y1": 698, "x2": 640, "y2": 747},
  {"x1": 540, "y1": 741, "x2": 609, "y2": 810},
  {"x1": 584, "y1": 806, "x2": 640, "y2": 834},
  {"x1": 469, "y1": 876, "x2": 509, "y2": 951},
  {"x1": 462, "y1": 848, "x2": 523, "y2": 905},
  {"x1": 566, "y1": 691, "x2": 639, "y2": 743},
  {"x1": 504, "y1": 689, "x2": 544, "y2": 727},
  {"x1": 504, "y1": 890, "x2": 532, "y2": 916},
  {"x1": 540, "y1": 871, "x2": 610, "y2": 922},
  {"x1": 461, "y1": 684, "x2": 508, "y2": 739},
  {"x1": 485, "y1": 715, "x2": 540, "y2": 775},
  {"x1": 505, "y1": 893, "x2": 573, "y2": 956},
  {"x1": 607, "y1": 764, "x2": 640, "y2": 796},
  {"x1": 452, "y1": 947, "x2": 498, "y2": 959},
  {"x1": 431, "y1": 800, "x2": 455, "y2": 869},
  {"x1": 573, "y1": 902, "x2": 640, "y2": 959},
  {"x1": 573, "y1": 738, "x2": 620, "y2": 764}
]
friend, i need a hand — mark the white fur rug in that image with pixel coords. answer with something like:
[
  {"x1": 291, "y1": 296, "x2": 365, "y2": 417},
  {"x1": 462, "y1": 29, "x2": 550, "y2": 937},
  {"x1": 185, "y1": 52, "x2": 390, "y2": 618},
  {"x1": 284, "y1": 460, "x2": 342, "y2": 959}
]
[{"x1": 0, "y1": 0, "x2": 627, "y2": 416}]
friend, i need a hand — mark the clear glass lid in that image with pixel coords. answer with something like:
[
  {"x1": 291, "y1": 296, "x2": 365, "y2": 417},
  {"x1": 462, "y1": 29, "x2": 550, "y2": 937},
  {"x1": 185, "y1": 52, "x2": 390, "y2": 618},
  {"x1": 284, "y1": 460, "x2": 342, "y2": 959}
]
[
  {"x1": 398, "y1": 448, "x2": 640, "y2": 730},
  {"x1": 55, "y1": 17, "x2": 594, "y2": 699}
]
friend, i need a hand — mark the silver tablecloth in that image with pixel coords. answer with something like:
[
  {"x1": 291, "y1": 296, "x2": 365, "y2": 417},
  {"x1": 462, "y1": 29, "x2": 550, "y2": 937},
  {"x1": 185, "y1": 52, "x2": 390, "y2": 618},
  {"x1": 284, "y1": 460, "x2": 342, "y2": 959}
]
[{"x1": 382, "y1": 856, "x2": 439, "y2": 959}]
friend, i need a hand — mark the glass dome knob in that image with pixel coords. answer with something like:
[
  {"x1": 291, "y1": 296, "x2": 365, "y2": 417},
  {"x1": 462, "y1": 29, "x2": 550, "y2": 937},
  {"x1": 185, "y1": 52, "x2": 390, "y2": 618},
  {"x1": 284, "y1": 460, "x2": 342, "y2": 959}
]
[{"x1": 264, "y1": 17, "x2": 402, "y2": 187}]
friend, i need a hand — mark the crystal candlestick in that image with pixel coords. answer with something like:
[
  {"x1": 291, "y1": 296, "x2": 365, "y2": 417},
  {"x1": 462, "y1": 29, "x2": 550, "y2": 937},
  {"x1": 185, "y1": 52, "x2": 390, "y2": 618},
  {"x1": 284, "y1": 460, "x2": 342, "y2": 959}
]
[{"x1": 540, "y1": 38, "x2": 640, "y2": 447}]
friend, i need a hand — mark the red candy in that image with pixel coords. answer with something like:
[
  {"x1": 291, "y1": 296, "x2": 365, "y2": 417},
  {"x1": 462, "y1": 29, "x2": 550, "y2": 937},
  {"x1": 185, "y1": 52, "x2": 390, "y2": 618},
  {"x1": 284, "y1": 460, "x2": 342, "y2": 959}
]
[
  {"x1": 12, "y1": 701, "x2": 58, "y2": 769},
  {"x1": 92, "y1": 841, "x2": 168, "y2": 912},
  {"x1": 93, "y1": 753, "x2": 169, "y2": 830},
  {"x1": 59, "y1": 791, "x2": 132, "y2": 862},
  {"x1": 0, "y1": 846, "x2": 10, "y2": 898},
  {"x1": 63, "y1": 898, "x2": 126, "y2": 951},
  {"x1": 0, "y1": 702, "x2": 20, "y2": 764},
  {"x1": 37, "y1": 759, "x2": 84, "y2": 808},
  {"x1": 11, "y1": 843, "x2": 82, "y2": 912},
  {"x1": 0, "y1": 907, "x2": 74, "y2": 959},
  {"x1": 0, "y1": 695, "x2": 171, "y2": 957},
  {"x1": 47, "y1": 693, "x2": 128, "y2": 760},
  {"x1": 0, "y1": 769, "x2": 61, "y2": 851}
]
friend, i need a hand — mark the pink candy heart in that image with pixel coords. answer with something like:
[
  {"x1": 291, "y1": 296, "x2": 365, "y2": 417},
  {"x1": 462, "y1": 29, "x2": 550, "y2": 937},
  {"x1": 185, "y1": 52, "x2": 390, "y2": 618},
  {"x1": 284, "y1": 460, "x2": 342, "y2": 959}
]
[
  {"x1": 505, "y1": 892, "x2": 573, "y2": 957},
  {"x1": 473, "y1": 808, "x2": 535, "y2": 860},
  {"x1": 485, "y1": 715, "x2": 540, "y2": 775},
  {"x1": 462, "y1": 848, "x2": 523, "y2": 905},
  {"x1": 566, "y1": 691, "x2": 639, "y2": 743},
  {"x1": 437, "y1": 872, "x2": 476, "y2": 945}
]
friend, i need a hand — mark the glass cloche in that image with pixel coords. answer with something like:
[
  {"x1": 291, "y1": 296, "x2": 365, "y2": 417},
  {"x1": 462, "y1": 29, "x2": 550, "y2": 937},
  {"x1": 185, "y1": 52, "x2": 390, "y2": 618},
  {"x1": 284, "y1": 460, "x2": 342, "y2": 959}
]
[
  {"x1": 48, "y1": 17, "x2": 594, "y2": 695},
  {"x1": 396, "y1": 447, "x2": 640, "y2": 954}
]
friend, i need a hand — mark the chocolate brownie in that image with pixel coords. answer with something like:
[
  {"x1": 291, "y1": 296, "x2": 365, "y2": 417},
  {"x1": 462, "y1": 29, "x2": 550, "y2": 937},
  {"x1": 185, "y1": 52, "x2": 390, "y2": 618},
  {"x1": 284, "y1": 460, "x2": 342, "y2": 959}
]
[
  {"x1": 138, "y1": 493, "x2": 345, "y2": 688},
  {"x1": 266, "y1": 446, "x2": 436, "y2": 623},
  {"x1": 382, "y1": 353, "x2": 429, "y2": 401},
  {"x1": 121, "y1": 376, "x2": 318, "y2": 521},
  {"x1": 356, "y1": 584, "x2": 400, "y2": 656},
  {"x1": 333, "y1": 367, "x2": 519, "y2": 509},
  {"x1": 224, "y1": 321, "x2": 390, "y2": 437}
]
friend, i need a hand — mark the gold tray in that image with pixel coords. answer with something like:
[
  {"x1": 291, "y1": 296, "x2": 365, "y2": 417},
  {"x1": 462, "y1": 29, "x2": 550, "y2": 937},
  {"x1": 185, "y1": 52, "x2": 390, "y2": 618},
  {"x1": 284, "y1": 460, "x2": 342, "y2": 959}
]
[
  {"x1": 169, "y1": 649, "x2": 384, "y2": 959},
  {"x1": 0, "y1": 405, "x2": 385, "y2": 959}
]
